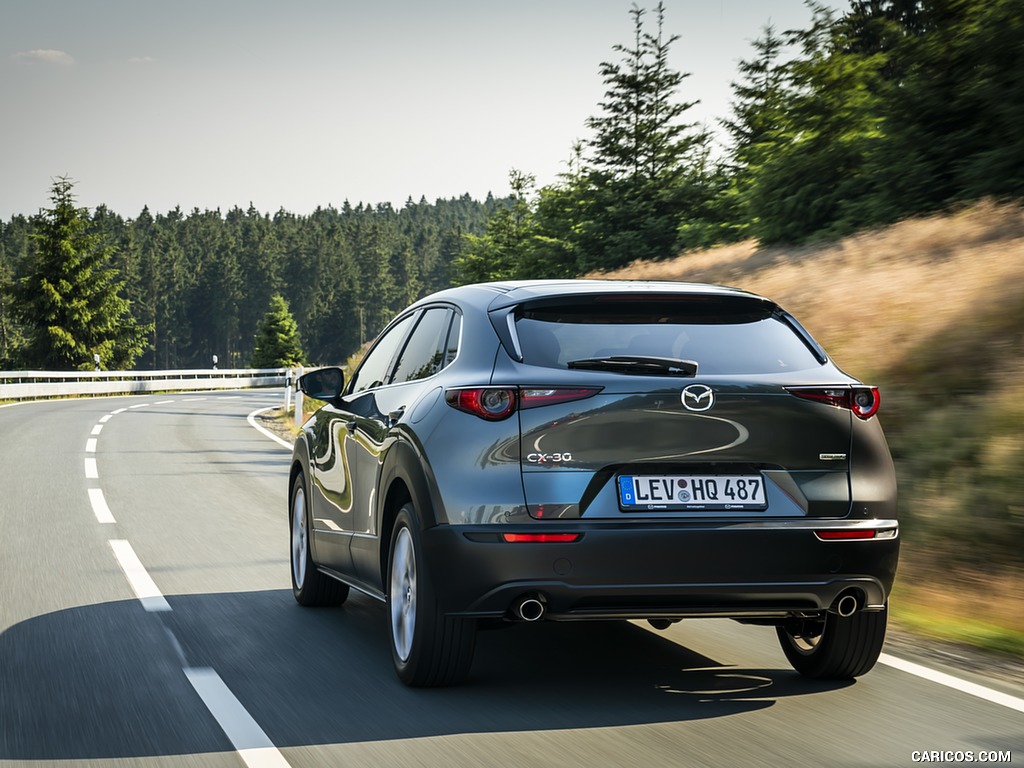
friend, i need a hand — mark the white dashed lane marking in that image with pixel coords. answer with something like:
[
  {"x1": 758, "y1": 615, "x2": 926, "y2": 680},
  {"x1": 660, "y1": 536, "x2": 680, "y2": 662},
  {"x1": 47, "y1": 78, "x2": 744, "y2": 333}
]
[
  {"x1": 81, "y1": 394, "x2": 294, "y2": 768},
  {"x1": 108, "y1": 539, "x2": 171, "y2": 612},
  {"x1": 184, "y1": 669, "x2": 292, "y2": 768},
  {"x1": 88, "y1": 488, "x2": 116, "y2": 524}
]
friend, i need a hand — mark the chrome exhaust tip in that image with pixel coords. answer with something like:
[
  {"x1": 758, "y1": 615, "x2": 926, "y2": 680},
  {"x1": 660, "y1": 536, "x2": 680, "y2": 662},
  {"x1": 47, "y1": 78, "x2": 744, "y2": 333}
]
[
  {"x1": 832, "y1": 593, "x2": 859, "y2": 618},
  {"x1": 511, "y1": 594, "x2": 546, "y2": 622}
]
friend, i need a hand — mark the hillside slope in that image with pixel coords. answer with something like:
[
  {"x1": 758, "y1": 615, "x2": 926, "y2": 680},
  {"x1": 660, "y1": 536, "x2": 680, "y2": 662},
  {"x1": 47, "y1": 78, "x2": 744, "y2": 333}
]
[
  {"x1": 589, "y1": 200, "x2": 1024, "y2": 648},
  {"x1": 590, "y1": 200, "x2": 1024, "y2": 382}
]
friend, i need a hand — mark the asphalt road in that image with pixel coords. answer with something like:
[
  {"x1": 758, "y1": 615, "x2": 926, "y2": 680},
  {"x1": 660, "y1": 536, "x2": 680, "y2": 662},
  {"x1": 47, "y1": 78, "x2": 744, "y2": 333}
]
[{"x1": 1, "y1": 390, "x2": 1021, "y2": 768}]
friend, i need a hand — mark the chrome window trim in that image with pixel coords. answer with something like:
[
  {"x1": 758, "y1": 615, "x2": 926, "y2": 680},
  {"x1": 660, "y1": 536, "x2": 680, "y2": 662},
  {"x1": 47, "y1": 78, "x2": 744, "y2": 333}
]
[{"x1": 506, "y1": 312, "x2": 524, "y2": 361}]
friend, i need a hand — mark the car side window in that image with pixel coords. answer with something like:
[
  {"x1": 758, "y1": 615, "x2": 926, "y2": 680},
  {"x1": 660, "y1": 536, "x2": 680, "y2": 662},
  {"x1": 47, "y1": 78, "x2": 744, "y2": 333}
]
[
  {"x1": 347, "y1": 313, "x2": 417, "y2": 395},
  {"x1": 391, "y1": 308, "x2": 454, "y2": 384}
]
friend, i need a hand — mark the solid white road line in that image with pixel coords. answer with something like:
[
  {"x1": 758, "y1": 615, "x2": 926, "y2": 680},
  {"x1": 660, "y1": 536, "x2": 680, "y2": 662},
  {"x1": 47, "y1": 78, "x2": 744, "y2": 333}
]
[
  {"x1": 88, "y1": 488, "x2": 116, "y2": 524},
  {"x1": 85, "y1": 458, "x2": 98, "y2": 479},
  {"x1": 91, "y1": 424, "x2": 103, "y2": 435},
  {"x1": 86, "y1": 438, "x2": 98, "y2": 453},
  {"x1": 879, "y1": 653, "x2": 1024, "y2": 714},
  {"x1": 108, "y1": 539, "x2": 171, "y2": 612},
  {"x1": 184, "y1": 668, "x2": 291, "y2": 768},
  {"x1": 246, "y1": 407, "x2": 293, "y2": 451}
]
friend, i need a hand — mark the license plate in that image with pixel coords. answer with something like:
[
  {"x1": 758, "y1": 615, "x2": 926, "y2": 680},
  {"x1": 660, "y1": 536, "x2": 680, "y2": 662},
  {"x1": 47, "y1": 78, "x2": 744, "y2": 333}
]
[{"x1": 618, "y1": 474, "x2": 766, "y2": 511}]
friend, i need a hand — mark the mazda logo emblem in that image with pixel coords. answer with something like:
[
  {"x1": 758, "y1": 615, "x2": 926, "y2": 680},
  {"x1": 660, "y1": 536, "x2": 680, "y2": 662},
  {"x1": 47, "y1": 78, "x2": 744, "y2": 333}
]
[{"x1": 681, "y1": 384, "x2": 714, "y2": 412}]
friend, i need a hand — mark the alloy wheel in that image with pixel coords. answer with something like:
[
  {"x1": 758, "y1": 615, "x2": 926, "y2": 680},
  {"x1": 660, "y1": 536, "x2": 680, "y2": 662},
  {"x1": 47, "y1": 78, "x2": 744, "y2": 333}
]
[
  {"x1": 291, "y1": 486, "x2": 307, "y2": 589},
  {"x1": 390, "y1": 526, "x2": 417, "y2": 662}
]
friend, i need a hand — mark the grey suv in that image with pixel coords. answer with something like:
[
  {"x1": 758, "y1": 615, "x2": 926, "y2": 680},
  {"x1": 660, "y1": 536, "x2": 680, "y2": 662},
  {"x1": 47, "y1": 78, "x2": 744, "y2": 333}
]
[{"x1": 290, "y1": 280, "x2": 898, "y2": 687}]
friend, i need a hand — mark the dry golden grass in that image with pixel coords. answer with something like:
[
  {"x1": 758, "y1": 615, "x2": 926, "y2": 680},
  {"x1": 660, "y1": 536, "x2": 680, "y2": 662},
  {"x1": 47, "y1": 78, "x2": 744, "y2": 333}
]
[{"x1": 587, "y1": 200, "x2": 1024, "y2": 380}]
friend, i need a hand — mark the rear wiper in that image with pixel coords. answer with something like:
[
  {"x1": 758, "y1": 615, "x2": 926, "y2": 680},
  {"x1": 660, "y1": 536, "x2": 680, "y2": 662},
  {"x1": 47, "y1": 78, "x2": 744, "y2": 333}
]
[{"x1": 566, "y1": 355, "x2": 698, "y2": 377}]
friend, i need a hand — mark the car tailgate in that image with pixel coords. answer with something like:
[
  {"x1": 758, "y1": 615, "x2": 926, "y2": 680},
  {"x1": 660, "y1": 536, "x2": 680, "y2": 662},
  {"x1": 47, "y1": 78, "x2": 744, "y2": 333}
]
[{"x1": 517, "y1": 379, "x2": 852, "y2": 519}]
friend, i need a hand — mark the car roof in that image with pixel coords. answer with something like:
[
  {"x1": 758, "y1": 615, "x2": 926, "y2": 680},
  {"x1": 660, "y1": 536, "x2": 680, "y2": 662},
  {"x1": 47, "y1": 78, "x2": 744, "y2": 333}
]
[{"x1": 413, "y1": 280, "x2": 769, "y2": 313}]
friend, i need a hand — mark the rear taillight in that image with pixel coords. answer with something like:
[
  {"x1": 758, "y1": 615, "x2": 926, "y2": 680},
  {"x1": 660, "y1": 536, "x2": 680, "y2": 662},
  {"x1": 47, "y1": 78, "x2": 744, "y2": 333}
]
[
  {"x1": 445, "y1": 386, "x2": 601, "y2": 420},
  {"x1": 787, "y1": 386, "x2": 880, "y2": 420},
  {"x1": 519, "y1": 388, "x2": 601, "y2": 409},
  {"x1": 445, "y1": 388, "x2": 516, "y2": 421},
  {"x1": 850, "y1": 387, "x2": 880, "y2": 419}
]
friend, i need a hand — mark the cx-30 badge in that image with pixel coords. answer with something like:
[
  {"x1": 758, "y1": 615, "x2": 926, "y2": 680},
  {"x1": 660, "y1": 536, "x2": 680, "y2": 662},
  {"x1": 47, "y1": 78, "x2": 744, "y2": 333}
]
[{"x1": 681, "y1": 384, "x2": 714, "y2": 412}]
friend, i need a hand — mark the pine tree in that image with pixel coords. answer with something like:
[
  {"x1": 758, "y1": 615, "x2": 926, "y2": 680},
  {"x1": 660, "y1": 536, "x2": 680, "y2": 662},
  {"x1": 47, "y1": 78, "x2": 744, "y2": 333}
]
[
  {"x1": 453, "y1": 170, "x2": 536, "y2": 284},
  {"x1": 13, "y1": 177, "x2": 149, "y2": 370},
  {"x1": 587, "y1": 4, "x2": 704, "y2": 183},
  {"x1": 575, "y1": 2, "x2": 710, "y2": 269},
  {"x1": 251, "y1": 294, "x2": 304, "y2": 368},
  {"x1": 720, "y1": 24, "x2": 789, "y2": 231}
]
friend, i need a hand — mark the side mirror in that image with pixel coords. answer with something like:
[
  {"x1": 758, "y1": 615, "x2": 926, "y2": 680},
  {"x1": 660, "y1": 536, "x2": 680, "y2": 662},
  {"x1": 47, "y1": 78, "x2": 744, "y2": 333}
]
[{"x1": 298, "y1": 367, "x2": 345, "y2": 401}]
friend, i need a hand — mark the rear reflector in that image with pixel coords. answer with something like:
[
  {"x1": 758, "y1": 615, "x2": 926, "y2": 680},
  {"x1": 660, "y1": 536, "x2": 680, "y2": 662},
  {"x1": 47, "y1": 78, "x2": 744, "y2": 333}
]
[
  {"x1": 501, "y1": 533, "x2": 582, "y2": 543},
  {"x1": 816, "y1": 530, "x2": 877, "y2": 540}
]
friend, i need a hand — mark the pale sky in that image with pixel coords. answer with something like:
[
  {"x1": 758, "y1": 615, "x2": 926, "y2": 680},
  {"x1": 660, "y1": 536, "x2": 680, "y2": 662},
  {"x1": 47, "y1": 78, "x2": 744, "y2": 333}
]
[{"x1": 1, "y1": 1, "x2": 843, "y2": 220}]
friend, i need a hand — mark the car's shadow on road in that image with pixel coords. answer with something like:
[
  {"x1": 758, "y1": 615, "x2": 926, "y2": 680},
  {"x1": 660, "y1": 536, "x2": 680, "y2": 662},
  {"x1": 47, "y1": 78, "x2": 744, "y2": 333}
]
[{"x1": 0, "y1": 589, "x2": 852, "y2": 761}]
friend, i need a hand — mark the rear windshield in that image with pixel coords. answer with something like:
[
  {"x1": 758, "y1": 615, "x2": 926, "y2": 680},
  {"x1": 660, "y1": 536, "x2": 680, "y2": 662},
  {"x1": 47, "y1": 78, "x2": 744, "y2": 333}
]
[{"x1": 514, "y1": 296, "x2": 823, "y2": 375}]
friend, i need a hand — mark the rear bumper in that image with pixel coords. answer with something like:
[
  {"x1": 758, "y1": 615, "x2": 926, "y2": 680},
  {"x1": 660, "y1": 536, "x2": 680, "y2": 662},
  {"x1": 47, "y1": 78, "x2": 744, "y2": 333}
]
[{"x1": 422, "y1": 520, "x2": 899, "y2": 620}]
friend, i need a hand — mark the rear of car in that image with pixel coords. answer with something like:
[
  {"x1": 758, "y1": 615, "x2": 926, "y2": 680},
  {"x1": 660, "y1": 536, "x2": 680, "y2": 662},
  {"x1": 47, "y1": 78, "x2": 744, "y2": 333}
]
[{"x1": 428, "y1": 281, "x2": 897, "y2": 681}]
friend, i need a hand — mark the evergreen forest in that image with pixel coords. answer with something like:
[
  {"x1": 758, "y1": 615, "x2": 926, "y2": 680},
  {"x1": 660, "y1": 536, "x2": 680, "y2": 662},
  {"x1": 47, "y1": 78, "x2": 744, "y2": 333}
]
[
  {"x1": 1, "y1": 0, "x2": 1020, "y2": 371},
  {"x1": 0, "y1": 194, "x2": 496, "y2": 369}
]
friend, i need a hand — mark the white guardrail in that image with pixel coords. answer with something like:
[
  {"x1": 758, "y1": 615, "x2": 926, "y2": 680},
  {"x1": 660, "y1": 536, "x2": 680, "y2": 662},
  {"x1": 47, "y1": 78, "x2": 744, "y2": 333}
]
[{"x1": 0, "y1": 368, "x2": 291, "y2": 400}]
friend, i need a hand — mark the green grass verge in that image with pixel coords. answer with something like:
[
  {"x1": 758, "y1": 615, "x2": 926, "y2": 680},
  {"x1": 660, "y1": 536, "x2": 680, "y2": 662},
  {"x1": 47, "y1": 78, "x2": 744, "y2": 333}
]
[
  {"x1": 890, "y1": 602, "x2": 1024, "y2": 657},
  {"x1": 890, "y1": 570, "x2": 1024, "y2": 658}
]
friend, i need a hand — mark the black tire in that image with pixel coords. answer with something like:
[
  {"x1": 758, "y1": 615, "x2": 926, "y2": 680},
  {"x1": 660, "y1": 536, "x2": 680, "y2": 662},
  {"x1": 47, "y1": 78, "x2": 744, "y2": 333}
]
[
  {"x1": 777, "y1": 605, "x2": 887, "y2": 679},
  {"x1": 388, "y1": 504, "x2": 476, "y2": 687},
  {"x1": 290, "y1": 470, "x2": 348, "y2": 607}
]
